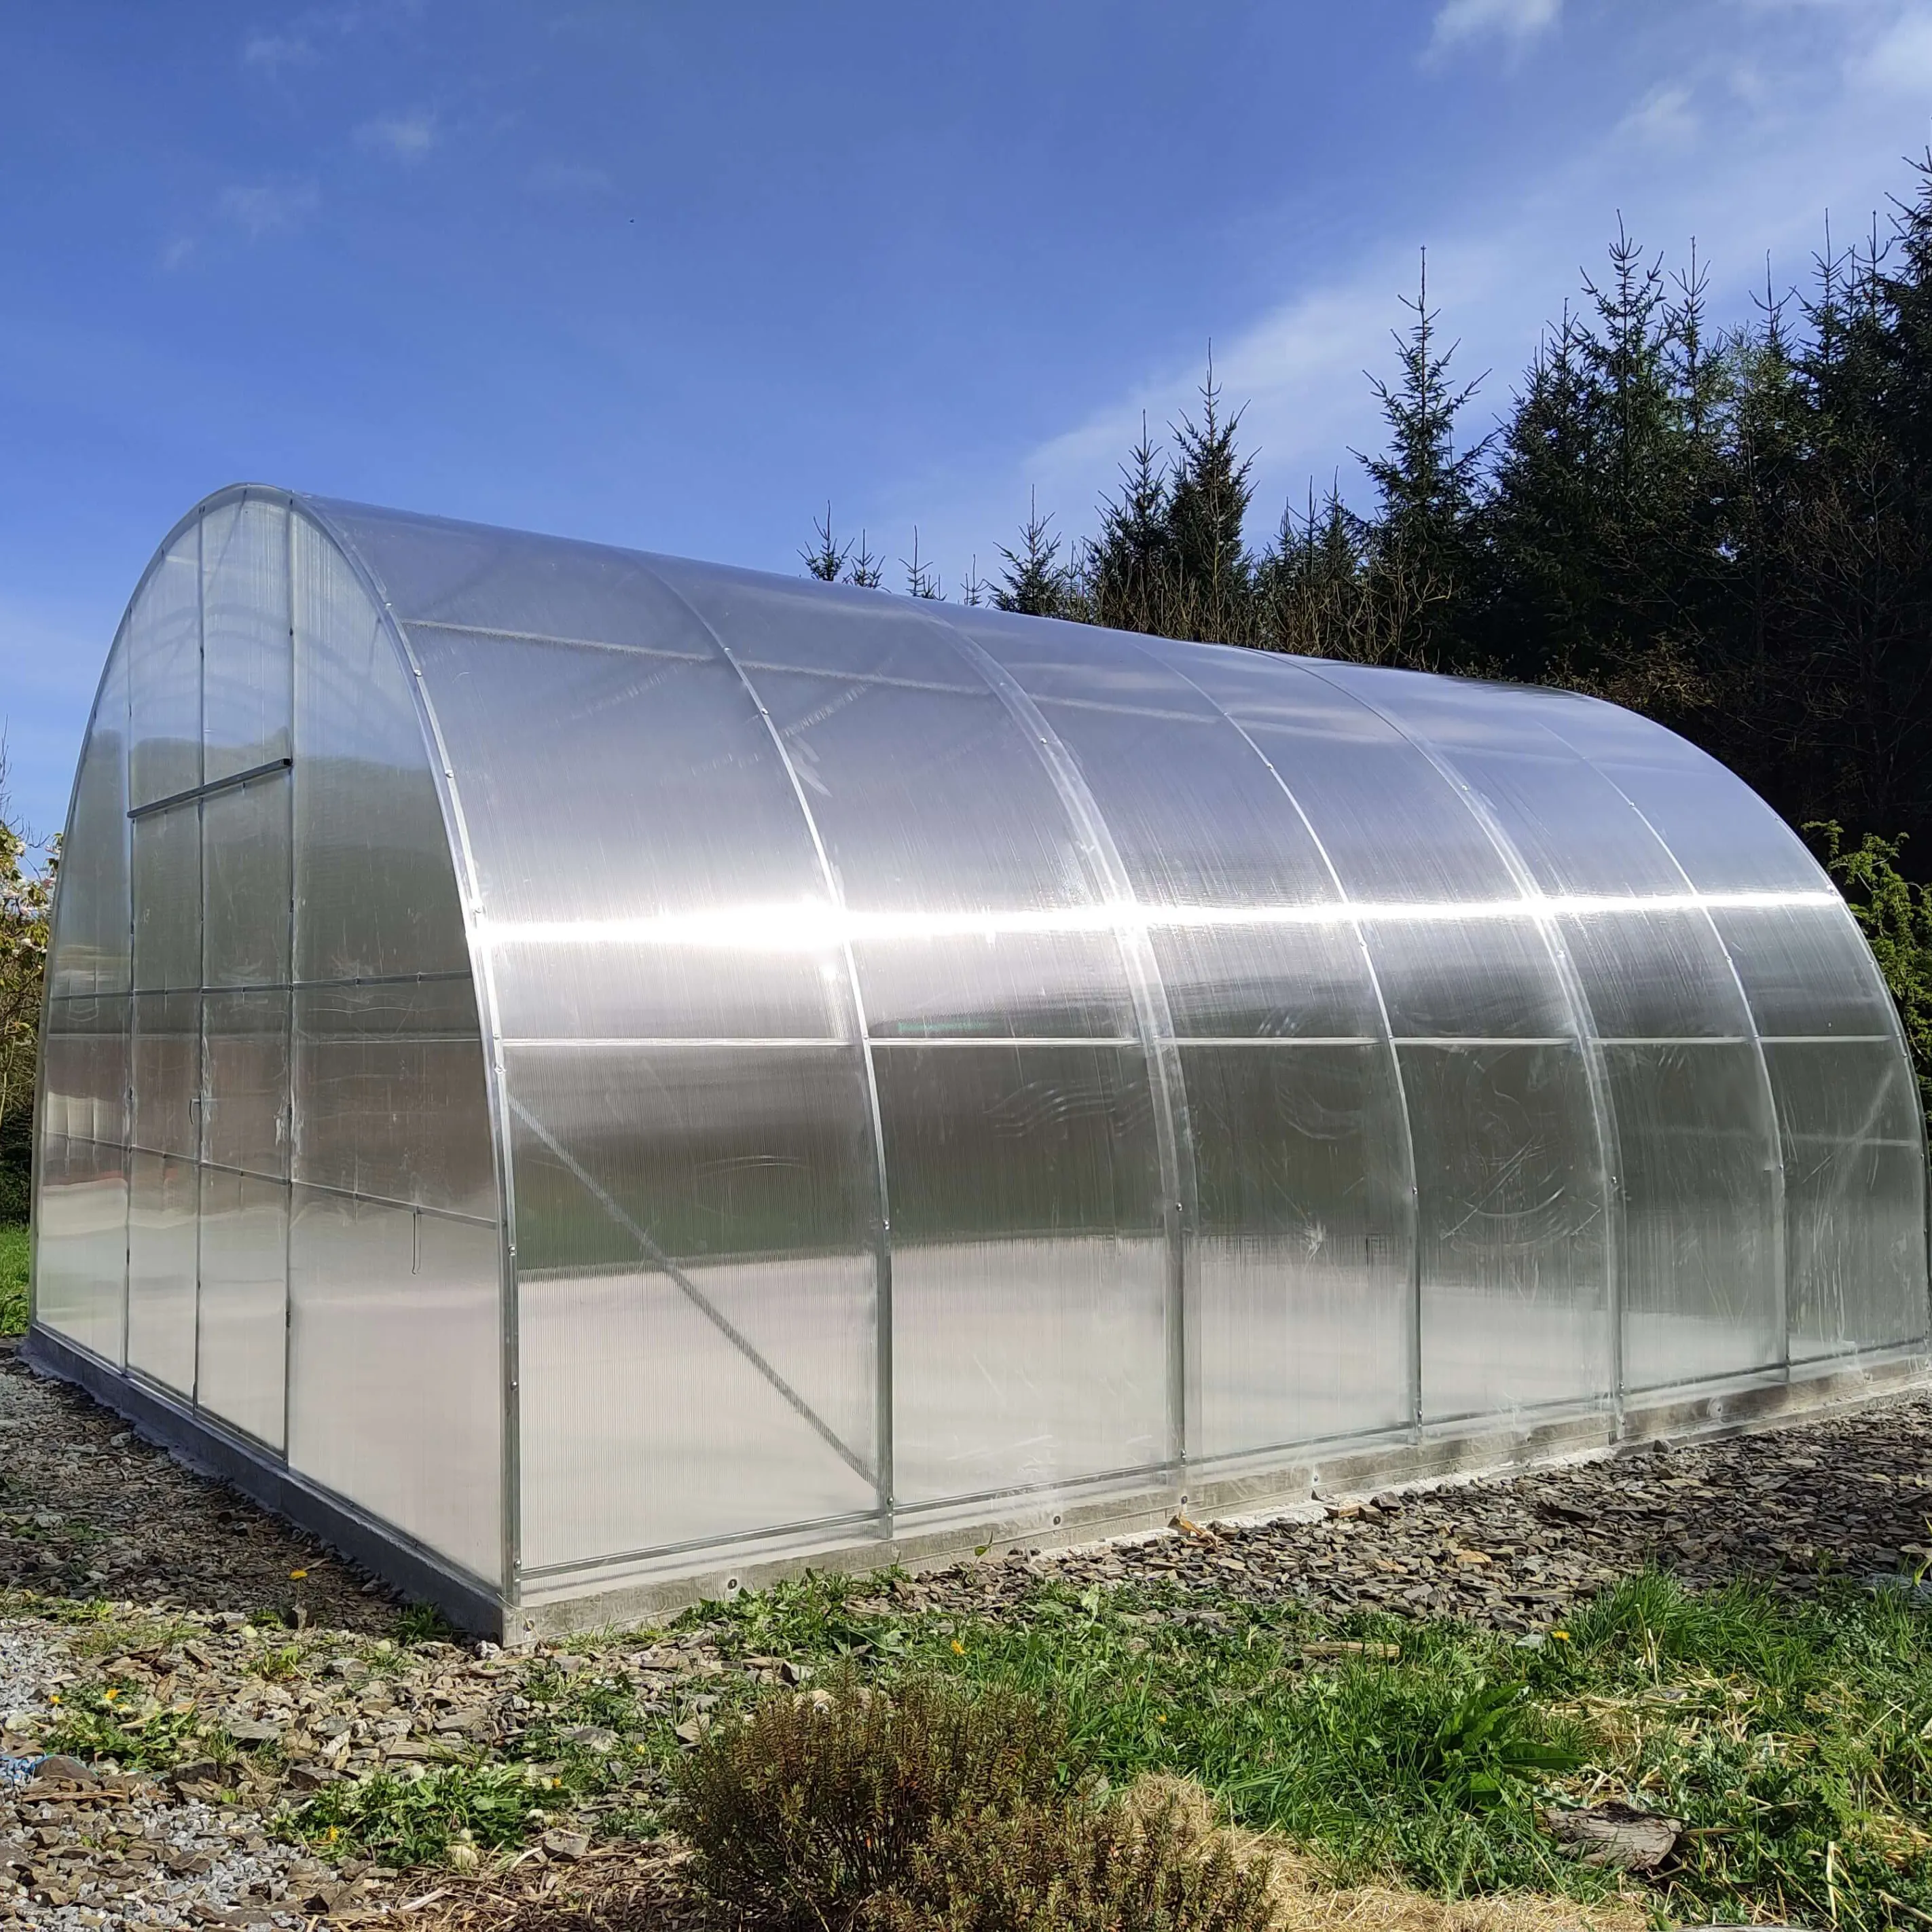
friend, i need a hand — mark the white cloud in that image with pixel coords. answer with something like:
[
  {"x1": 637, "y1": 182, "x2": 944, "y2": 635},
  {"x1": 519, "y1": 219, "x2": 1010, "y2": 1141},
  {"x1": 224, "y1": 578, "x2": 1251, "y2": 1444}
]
[
  {"x1": 528, "y1": 160, "x2": 613, "y2": 193},
  {"x1": 218, "y1": 179, "x2": 319, "y2": 238},
  {"x1": 355, "y1": 107, "x2": 438, "y2": 159},
  {"x1": 1432, "y1": 0, "x2": 1561, "y2": 52},
  {"x1": 160, "y1": 236, "x2": 196, "y2": 272},
  {"x1": 1619, "y1": 83, "x2": 1700, "y2": 147},
  {"x1": 1853, "y1": 5, "x2": 1932, "y2": 90}
]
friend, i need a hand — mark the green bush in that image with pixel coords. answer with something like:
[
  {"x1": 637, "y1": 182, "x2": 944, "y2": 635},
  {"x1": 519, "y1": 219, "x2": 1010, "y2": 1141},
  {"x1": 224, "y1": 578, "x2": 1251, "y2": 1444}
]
[
  {"x1": 670, "y1": 1672, "x2": 1072, "y2": 1930},
  {"x1": 1812, "y1": 822, "x2": 1932, "y2": 1114}
]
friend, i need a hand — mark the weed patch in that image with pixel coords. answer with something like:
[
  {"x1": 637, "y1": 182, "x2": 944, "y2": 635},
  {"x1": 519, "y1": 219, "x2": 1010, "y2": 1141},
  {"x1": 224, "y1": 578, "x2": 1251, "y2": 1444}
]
[
  {"x1": 291, "y1": 1760, "x2": 539, "y2": 1865},
  {"x1": 0, "y1": 1223, "x2": 25, "y2": 1335},
  {"x1": 41, "y1": 1679, "x2": 225, "y2": 1771}
]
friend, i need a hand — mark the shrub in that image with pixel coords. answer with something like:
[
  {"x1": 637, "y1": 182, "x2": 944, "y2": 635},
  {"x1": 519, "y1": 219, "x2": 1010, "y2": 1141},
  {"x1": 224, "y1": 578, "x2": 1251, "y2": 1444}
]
[
  {"x1": 865, "y1": 1782, "x2": 1279, "y2": 1932},
  {"x1": 669, "y1": 1672, "x2": 1071, "y2": 1930}
]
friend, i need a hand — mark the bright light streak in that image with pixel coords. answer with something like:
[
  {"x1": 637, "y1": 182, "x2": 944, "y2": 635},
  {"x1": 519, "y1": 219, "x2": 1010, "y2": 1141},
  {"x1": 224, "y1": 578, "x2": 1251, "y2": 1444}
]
[{"x1": 477, "y1": 888, "x2": 1840, "y2": 953}]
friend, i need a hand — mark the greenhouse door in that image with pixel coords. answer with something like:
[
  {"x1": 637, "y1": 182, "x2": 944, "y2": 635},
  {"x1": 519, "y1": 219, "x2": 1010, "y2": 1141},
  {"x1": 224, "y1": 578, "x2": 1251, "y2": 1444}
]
[{"x1": 196, "y1": 767, "x2": 293, "y2": 1451}]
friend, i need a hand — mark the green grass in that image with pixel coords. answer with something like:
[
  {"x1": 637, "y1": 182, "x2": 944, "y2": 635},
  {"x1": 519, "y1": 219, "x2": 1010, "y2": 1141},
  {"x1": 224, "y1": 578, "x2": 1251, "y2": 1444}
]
[{"x1": 0, "y1": 1222, "x2": 26, "y2": 1334}]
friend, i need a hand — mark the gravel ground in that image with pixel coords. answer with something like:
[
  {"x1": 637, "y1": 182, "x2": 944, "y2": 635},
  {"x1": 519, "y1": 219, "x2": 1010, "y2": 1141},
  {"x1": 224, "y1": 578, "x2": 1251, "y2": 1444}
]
[
  {"x1": 0, "y1": 1341, "x2": 1925, "y2": 1927},
  {"x1": 0, "y1": 1352, "x2": 391, "y2": 1634},
  {"x1": 909, "y1": 1389, "x2": 1932, "y2": 1629}
]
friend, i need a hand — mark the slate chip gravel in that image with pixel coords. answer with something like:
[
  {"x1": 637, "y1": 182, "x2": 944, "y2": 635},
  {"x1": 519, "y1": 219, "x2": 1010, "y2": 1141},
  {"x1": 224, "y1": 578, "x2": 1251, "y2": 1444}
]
[{"x1": 0, "y1": 1337, "x2": 1924, "y2": 1927}]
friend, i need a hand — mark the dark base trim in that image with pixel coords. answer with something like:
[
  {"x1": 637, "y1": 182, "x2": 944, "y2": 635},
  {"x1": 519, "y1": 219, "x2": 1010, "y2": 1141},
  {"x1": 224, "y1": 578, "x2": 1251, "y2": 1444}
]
[{"x1": 22, "y1": 1325, "x2": 506, "y2": 1639}]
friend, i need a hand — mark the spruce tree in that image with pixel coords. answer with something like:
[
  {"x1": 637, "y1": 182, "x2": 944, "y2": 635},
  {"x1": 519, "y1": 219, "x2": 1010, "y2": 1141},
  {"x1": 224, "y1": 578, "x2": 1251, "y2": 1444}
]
[
  {"x1": 994, "y1": 490, "x2": 1070, "y2": 616},
  {"x1": 801, "y1": 503, "x2": 851, "y2": 582},
  {"x1": 1354, "y1": 253, "x2": 1487, "y2": 668},
  {"x1": 1090, "y1": 415, "x2": 1173, "y2": 632},
  {"x1": 1163, "y1": 354, "x2": 1256, "y2": 642}
]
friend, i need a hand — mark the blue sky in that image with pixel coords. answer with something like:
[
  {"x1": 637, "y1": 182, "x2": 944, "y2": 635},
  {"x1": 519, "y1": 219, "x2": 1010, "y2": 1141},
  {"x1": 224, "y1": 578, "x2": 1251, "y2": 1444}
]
[{"x1": 4, "y1": 0, "x2": 1932, "y2": 840}]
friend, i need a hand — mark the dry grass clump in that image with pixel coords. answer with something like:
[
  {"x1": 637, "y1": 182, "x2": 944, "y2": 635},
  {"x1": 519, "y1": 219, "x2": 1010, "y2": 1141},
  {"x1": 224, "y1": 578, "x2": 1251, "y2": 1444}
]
[
  {"x1": 859, "y1": 1775, "x2": 1277, "y2": 1932},
  {"x1": 668, "y1": 1671, "x2": 1070, "y2": 1929}
]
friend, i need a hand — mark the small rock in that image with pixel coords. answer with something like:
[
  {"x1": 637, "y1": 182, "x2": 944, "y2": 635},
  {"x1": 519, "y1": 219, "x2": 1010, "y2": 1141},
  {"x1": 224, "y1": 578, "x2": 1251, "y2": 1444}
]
[{"x1": 542, "y1": 1828, "x2": 590, "y2": 1861}]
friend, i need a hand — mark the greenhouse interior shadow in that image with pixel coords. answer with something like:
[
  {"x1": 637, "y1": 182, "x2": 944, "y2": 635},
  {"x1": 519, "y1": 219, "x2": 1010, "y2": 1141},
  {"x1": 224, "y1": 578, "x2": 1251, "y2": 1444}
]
[{"x1": 28, "y1": 485, "x2": 1931, "y2": 1637}]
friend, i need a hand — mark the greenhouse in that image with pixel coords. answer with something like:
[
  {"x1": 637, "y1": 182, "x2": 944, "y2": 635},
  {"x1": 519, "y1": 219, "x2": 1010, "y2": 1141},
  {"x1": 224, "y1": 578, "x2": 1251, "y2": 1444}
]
[{"x1": 29, "y1": 485, "x2": 1931, "y2": 1637}]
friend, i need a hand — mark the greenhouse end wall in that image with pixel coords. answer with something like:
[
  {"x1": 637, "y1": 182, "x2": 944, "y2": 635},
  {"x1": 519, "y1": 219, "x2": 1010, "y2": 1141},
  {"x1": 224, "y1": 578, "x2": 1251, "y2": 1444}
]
[{"x1": 28, "y1": 485, "x2": 1931, "y2": 1639}]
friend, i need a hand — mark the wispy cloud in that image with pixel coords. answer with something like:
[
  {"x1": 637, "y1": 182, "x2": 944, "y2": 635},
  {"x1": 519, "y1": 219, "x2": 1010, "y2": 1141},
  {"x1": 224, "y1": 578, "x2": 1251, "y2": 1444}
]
[
  {"x1": 219, "y1": 179, "x2": 319, "y2": 239},
  {"x1": 1432, "y1": 0, "x2": 1562, "y2": 52},
  {"x1": 355, "y1": 107, "x2": 438, "y2": 159},
  {"x1": 1619, "y1": 83, "x2": 1700, "y2": 147},
  {"x1": 160, "y1": 236, "x2": 196, "y2": 272},
  {"x1": 1852, "y1": 5, "x2": 1932, "y2": 91},
  {"x1": 528, "y1": 160, "x2": 613, "y2": 193}
]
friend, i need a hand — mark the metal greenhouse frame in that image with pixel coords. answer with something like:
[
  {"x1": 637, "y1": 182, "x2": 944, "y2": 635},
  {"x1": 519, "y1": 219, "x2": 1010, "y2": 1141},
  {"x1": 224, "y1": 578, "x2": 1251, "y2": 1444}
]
[{"x1": 28, "y1": 485, "x2": 1931, "y2": 1637}]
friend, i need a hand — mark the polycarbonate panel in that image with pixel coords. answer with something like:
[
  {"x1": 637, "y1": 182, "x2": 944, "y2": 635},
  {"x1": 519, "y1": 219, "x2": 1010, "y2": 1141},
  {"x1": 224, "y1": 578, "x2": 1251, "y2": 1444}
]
[
  {"x1": 33, "y1": 1137, "x2": 127, "y2": 1364},
  {"x1": 315, "y1": 498, "x2": 725, "y2": 654},
  {"x1": 132, "y1": 803, "x2": 200, "y2": 992},
  {"x1": 1025, "y1": 692, "x2": 1383, "y2": 1039},
  {"x1": 1185, "y1": 1042, "x2": 1410, "y2": 1455},
  {"x1": 126, "y1": 1148, "x2": 198, "y2": 1394},
  {"x1": 744, "y1": 667, "x2": 1137, "y2": 1040},
  {"x1": 288, "y1": 1189, "x2": 500, "y2": 1583},
  {"x1": 49, "y1": 643, "x2": 130, "y2": 998},
  {"x1": 292, "y1": 978, "x2": 494, "y2": 1216},
  {"x1": 509, "y1": 1042, "x2": 878, "y2": 1568},
  {"x1": 1400, "y1": 1042, "x2": 1609, "y2": 1419},
  {"x1": 126, "y1": 528, "x2": 201, "y2": 809},
  {"x1": 968, "y1": 610, "x2": 1393, "y2": 1040},
  {"x1": 292, "y1": 517, "x2": 469, "y2": 983},
  {"x1": 1709, "y1": 905, "x2": 1899, "y2": 1040},
  {"x1": 132, "y1": 991, "x2": 200, "y2": 1158},
  {"x1": 195, "y1": 1167, "x2": 287, "y2": 1446},
  {"x1": 1556, "y1": 911, "x2": 1754, "y2": 1041},
  {"x1": 203, "y1": 773, "x2": 290, "y2": 989},
  {"x1": 41, "y1": 998, "x2": 127, "y2": 1146},
  {"x1": 202, "y1": 494, "x2": 292, "y2": 783},
  {"x1": 1357, "y1": 915, "x2": 1575, "y2": 1039},
  {"x1": 407, "y1": 629, "x2": 847, "y2": 1043},
  {"x1": 1434, "y1": 745, "x2": 1683, "y2": 894},
  {"x1": 1597, "y1": 756, "x2": 1827, "y2": 894},
  {"x1": 649, "y1": 551, "x2": 988, "y2": 687},
  {"x1": 1766, "y1": 1041, "x2": 1927, "y2": 1358},
  {"x1": 1242, "y1": 718, "x2": 1517, "y2": 905},
  {"x1": 878, "y1": 1042, "x2": 1166, "y2": 1503},
  {"x1": 201, "y1": 989, "x2": 289, "y2": 1178},
  {"x1": 1607, "y1": 1041, "x2": 1781, "y2": 1389}
]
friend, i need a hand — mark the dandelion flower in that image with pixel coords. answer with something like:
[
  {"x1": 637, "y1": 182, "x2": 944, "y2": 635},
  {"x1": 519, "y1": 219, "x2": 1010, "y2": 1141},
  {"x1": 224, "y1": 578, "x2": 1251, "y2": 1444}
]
[
  {"x1": 289, "y1": 1569, "x2": 308, "y2": 1582},
  {"x1": 951, "y1": 1640, "x2": 965, "y2": 1656}
]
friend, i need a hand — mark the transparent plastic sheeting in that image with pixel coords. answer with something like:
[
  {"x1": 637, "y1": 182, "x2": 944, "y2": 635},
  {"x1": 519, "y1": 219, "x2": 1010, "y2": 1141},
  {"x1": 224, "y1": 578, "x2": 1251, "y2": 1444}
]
[{"x1": 35, "y1": 490, "x2": 1930, "y2": 1604}]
